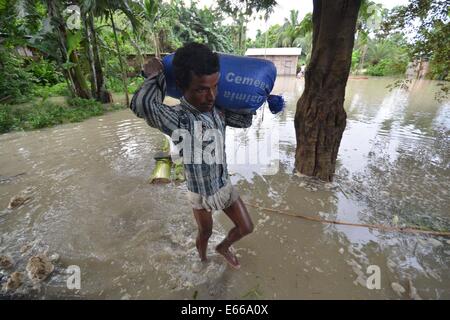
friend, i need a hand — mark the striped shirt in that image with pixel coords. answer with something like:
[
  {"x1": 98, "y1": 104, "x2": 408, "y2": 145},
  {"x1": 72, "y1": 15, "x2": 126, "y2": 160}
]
[{"x1": 130, "y1": 72, "x2": 253, "y2": 196}]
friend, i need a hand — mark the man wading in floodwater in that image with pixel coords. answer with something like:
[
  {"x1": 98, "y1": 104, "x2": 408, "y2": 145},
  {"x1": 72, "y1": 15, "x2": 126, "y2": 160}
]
[{"x1": 130, "y1": 43, "x2": 254, "y2": 269}]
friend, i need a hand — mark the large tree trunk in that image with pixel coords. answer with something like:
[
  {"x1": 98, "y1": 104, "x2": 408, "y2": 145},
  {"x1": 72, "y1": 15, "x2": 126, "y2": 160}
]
[{"x1": 294, "y1": 0, "x2": 361, "y2": 181}]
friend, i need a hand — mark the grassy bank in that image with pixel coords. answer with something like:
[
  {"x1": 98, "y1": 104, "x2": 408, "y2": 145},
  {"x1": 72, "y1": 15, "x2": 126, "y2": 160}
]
[
  {"x1": 30, "y1": 77, "x2": 144, "y2": 100},
  {"x1": 0, "y1": 97, "x2": 126, "y2": 134}
]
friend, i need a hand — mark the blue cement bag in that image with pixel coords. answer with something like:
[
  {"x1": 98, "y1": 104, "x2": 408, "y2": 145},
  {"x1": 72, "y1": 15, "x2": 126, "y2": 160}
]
[{"x1": 162, "y1": 53, "x2": 285, "y2": 114}]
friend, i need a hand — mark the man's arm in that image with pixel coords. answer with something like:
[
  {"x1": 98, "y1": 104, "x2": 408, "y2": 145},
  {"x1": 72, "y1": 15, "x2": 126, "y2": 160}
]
[
  {"x1": 130, "y1": 60, "x2": 179, "y2": 136},
  {"x1": 223, "y1": 109, "x2": 254, "y2": 128}
]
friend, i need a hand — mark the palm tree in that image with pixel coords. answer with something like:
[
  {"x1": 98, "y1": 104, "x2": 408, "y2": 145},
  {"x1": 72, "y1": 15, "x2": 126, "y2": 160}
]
[
  {"x1": 227, "y1": 11, "x2": 248, "y2": 54},
  {"x1": 275, "y1": 10, "x2": 313, "y2": 57},
  {"x1": 277, "y1": 9, "x2": 301, "y2": 47},
  {"x1": 294, "y1": 31, "x2": 312, "y2": 63},
  {"x1": 141, "y1": 0, "x2": 162, "y2": 58},
  {"x1": 296, "y1": 12, "x2": 313, "y2": 36},
  {"x1": 366, "y1": 39, "x2": 391, "y2": 65},
  {"x1": 293, "y1": 13, "x2": 313, "y2": 63}
]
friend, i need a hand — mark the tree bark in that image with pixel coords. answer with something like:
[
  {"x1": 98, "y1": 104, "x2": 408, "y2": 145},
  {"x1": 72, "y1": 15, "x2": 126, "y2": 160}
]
[
  {"x1": 294, "y1": 0, "x2": 361, "y2": 181},
  {"x1": 110, "y1": 10, "x2": 129, "y2": 106},
  {"x1": 83, "y1": 13, "x2": 98, "y2": 98},
  {"x1": 152, "y1": 31, "x2": 160, "y2": 58},
  {"x1": 128, "y1": 33, "x2": 145, "y2": 70},
  {"x1": 86, "y1": 12, "x2": 113, "y2": 103}
]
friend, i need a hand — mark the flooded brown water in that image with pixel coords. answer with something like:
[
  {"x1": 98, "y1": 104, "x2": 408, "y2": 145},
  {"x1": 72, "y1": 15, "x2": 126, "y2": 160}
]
[{"x1": 0, "y1": 77, "x2": 449, "y2": 299}]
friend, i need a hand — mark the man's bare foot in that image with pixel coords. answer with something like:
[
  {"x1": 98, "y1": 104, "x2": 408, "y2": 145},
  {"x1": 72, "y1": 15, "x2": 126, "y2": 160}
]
[{"x1": 215, "y1": 244, "x2": 240, "y2": 269}]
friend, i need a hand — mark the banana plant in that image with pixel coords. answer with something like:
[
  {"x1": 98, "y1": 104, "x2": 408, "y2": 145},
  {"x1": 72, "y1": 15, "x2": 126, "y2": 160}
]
[
  {"x1": 45, "y1": 0, "x2": 90, "y2": 99},
  {"x1": 140, "y1": 0, "x2": 174, "y2": 58}
]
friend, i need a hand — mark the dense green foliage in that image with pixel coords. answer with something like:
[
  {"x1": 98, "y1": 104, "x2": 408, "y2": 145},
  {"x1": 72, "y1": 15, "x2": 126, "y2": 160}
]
[
  {"x1": 0, "y1": 47, "x2": 37, "y2": 103},
  {"x1": 0, "y1": 0, "x2": 448, "y2": 133},
  {"x1": 0, "y1": 99, "x2": 125, "y2": 133},
  {"x1": 384, "y1": 0, "x2": 449, "y2": 81}
]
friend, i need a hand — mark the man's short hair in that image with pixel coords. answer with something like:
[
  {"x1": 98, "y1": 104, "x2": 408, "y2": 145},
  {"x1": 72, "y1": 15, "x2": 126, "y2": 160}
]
[{"x1": 172, "y1": 42, "x2": 220, "y2": 90}]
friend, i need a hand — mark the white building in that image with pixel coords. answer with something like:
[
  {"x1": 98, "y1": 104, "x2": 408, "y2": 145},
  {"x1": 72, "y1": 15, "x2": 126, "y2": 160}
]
[{"x1": 245, "y1": 48, "x2": 302, "y2": 76}]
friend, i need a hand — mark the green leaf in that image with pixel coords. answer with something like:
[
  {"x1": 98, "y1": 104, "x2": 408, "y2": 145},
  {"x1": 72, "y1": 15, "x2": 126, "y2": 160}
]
[
  {"x1": 66, "y1": 30, "x2": 83, "y2": 62},
  {"x1": 144, "y1": 0, "x2": 158, "y2": 25},
  {"x1": 61, "y1": 61, "x2": 76, "y2": 70}
]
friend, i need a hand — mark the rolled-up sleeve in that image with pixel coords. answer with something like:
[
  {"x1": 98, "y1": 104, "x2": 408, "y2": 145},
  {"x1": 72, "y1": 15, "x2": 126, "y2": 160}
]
[
  {"x1": 223, "y1": 109, "x2": 254, "y2": 128},
  {"x1": 130, "y1": 72, "x2": 179, "y2": 136}
]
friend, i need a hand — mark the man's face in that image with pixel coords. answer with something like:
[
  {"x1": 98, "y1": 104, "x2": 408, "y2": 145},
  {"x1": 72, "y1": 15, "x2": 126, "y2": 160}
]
[{"x1": 183, "y1": 72, "x2": 219, "y2": 112}]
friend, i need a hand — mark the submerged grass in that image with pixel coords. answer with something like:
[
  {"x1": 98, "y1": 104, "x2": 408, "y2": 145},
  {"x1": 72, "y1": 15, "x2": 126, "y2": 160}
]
[{"x1": 0, "y1": 97, "x2": 126, "y2": 133}]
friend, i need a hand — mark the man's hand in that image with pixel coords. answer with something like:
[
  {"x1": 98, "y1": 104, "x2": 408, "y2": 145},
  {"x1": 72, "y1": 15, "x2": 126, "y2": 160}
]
[{"x1": 143, "y1": 57, "x2": 163, "y2": 79}]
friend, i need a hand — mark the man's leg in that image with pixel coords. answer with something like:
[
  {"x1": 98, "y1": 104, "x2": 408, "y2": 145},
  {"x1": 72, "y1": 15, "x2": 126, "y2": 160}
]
[
  {"x1": 216, "y1": 197, "x2": 254, "y2": 269},
  {"x1": 192, "y1": 208, "x2": 213, "y2": 261}
]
